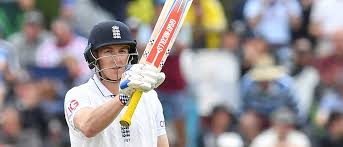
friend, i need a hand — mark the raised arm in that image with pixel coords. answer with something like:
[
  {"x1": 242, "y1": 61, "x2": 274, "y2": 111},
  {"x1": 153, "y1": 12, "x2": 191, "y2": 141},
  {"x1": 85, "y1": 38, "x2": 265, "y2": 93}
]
[{"x1": 73, "y1": 96, "x2": 124, "y2": 138}]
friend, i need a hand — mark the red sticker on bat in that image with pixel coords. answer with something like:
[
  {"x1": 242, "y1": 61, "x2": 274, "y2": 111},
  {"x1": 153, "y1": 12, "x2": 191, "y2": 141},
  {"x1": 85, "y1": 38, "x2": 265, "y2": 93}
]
[
  {"x1": 68, "y1": 99, "x2": 79, "y2": 113},
  {"x1": 146, "y1": 0, "x2": 186, "y2": 67}
]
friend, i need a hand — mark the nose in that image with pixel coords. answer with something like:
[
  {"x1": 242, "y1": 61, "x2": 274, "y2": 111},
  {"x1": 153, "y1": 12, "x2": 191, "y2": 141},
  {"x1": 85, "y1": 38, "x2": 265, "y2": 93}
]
[{"x1": 111, "y1": 55, "x2": 127, "y2": 67}]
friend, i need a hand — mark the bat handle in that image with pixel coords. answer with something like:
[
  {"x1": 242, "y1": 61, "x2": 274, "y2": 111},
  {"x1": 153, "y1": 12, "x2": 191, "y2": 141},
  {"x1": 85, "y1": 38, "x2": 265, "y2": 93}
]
[{"x1": 120, "y1": 90, "x2": 143, "y2": 126}]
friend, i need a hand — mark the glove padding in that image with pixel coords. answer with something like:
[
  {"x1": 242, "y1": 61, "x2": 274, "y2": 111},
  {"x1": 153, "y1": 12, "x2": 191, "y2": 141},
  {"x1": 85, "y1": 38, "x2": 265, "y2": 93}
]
[{"x1": 119, "y1": 64, "x2": 165, "y2": 97}]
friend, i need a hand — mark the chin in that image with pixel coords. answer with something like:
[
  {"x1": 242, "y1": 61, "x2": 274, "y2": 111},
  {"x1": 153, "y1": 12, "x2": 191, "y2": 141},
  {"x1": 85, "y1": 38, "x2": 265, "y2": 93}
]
[{"x1": 101, "y1": 66, "x2": 124, "y2": 77}]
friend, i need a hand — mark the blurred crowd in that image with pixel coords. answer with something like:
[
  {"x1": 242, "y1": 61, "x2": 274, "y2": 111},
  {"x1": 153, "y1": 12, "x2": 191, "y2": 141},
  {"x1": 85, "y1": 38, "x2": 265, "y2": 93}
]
[{"x1": 1, "y1": 0, "x2": 343, "y2": 147}]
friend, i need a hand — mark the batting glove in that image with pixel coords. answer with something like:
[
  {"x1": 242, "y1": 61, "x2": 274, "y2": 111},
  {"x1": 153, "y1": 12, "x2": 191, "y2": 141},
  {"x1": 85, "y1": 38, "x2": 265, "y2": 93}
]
[{"x1": 119, "y1": 64, "x2": 165, "y2": 105}]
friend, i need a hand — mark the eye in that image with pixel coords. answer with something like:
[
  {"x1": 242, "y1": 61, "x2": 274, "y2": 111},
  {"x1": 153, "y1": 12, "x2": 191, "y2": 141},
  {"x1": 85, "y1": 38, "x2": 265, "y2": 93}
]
[
  {"x1": 119, "y1": 48, "x2": 129, "y2": 54},
  {"x1": 104, "y1": 50, "x2": 112, "y2": 53}
]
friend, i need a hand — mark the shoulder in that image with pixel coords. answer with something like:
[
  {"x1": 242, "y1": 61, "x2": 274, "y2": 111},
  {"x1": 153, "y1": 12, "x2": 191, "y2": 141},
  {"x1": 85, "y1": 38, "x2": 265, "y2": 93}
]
[
  {"x1": 143, "y1": 90, "x2": 158, "y2": 97},
  {"x1": 143, "y1": 90, "x2": 160, "y2": 103},
  {"x1": 0, "y1": 40, "x2": 14, "y2": 51},
  {"x1": 258, "y1": 129, "x2": 274, "y2": 138},
  {"x1": 65, "y1": 82, "x2": 91, "y2": 102},
  {"x1": 241, "y1": 74, "x2": 256, "y2": 89},
  {"x1": 251, "y1": 129, "x2": 275, "y2": 146},
  {"x1": 36, "y1": 37, "x2": 55, "y2": 51},
  {"x1": 8, "y1": 32, "x2": 23, "y2": 43},
  {"x1": 289, "y1": 130, "x2": 311, "y2": 145},
  {"x1": 143, "y1": 90, "x2": 163, "y2": 109},
  {"x1": 39, "y1": 31, "x2": 53, "y2": 41},
  {"x1": 275, "y1": 75, "x2": 295, "y2": 89},
  {"x1": 290, "y1": 130, "x2": 309, "y2": 139},
  {"x1": 320, "y1": 92, "x2": 341, "y2": 104},
  {"x1": 66, "y1": 83, "x2": 88, "y2": 96}
]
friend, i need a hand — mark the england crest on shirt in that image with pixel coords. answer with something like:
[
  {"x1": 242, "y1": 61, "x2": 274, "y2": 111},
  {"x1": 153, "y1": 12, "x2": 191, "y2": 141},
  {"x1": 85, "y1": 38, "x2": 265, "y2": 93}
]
[{"x1": 121, "y1": 125, "x2": 131, "y2": 142}]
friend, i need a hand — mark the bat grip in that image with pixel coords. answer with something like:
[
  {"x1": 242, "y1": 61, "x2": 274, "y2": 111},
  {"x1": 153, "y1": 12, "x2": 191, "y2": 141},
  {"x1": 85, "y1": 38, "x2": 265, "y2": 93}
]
[{"x1": 120, "y1": 90, "x2": 143, "y2": 126}]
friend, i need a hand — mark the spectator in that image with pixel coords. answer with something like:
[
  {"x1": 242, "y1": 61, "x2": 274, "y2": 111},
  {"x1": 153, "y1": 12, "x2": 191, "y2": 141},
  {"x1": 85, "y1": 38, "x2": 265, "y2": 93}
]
[
  {"x1": 222, "y1": 0, "x2": 249, "y2": 36},
  {"x1": 181, "y1": 40, "x2": 240, "y2": 117},
  {"x1": 217, "y1": 0, "x2": 239, "y2": 26},
  {"x1": 127, "y1": 0, "x2": 155, "y2": 25},
  {"x1": 290, "y1": 38, "x2": 319, "y2": 124},
  {"x1": 221, "y1": 31, "x2": 241, "y2": 55},
  {"x1": 60, "y1": 0, "x2": 76, "y2": 22},
  {"x1": 38, "y1": 78, "x2": 65, "y2": 121},
  {"x1": 318, "y1": 111, "x2": 343, "y2": 147},
  {"x1": 0, "y1": 0, "x2": 36, "y2": 38},
  {"x1": 316, "y1": 29, "x2": 343, "y2": 89},
  {"x1": 244, "y1": 0, "x2": 302, "y2": 45},
  {"x1": 217, "y1": 132, "x2": 244, "y2": 147},
  {"x1": 22, "y1": 67, "x2": 70, "y2": 146},
  {"x1": 35, "y1": 18, "x2": 90, "y2": 84},
  {"x1": 238, "y1": 111, "x2": 264, "y2": 146},
  {"x1": 310, "y1": 0, "x2": 343, "y2": 56},
  {"x1": 241, "y1": 54, "x2": 298, "y2": 117},
  {"x1": 62, "y1": 0, "x2": 112, "y2": 36},
  {"x1": 292, "y1": 0, "x2": 315, "y2": 42},
  {"x1": 0, "y1": 39, "x2": 16, "y2": 109},
  {"x1": 91, "y1": 0, "x2": 130, "y2": 22},
  {"x1": 244, "y1": 0, "x2": 302, "y2": 66},
  {"x1": 315, "y1": 78, "x2": 343, "y2": 127},
  {"x1": 240, "y1": 54, "x2": 298, "y2": 139},
  {"x1": 125, "y1": 16, "x2": 152, "y2": 55},
  {"x1": 240, "y1": 36, "x2": 269, "y2": 77},
  {"x1": 8, "y1": 10, "x2": 52, "y2": 68},
  {"x1": 0, "y1": 38, "x2": 20, "y2": 77},
  {"x1": 250, "y1": 107, "x2": 311, "y2": 147},
  {"x1": 0, "y1": 38, "x2": 20, "y2": 105},
  {"x1": 187, "y1": 0, "x2": 227, "y2": 48},
  {"x1": 197, "y1": 105, "x2": 242, "y2": 147},
  {"x1": 0, "y1": 107, "x2": 43, "y2": 147},
  {"x1": 38, "y1": 78, "x2": 69, "y2": 147},
  {"x1": 11, "y1": 78, "x2": 49, "y2": 139}
]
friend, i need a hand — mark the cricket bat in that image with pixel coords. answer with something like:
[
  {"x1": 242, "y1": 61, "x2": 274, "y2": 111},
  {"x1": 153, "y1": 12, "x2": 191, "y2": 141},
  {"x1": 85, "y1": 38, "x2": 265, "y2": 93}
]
[{"x1": 120, "y1": 0, "x2": 193, "y2": 126}]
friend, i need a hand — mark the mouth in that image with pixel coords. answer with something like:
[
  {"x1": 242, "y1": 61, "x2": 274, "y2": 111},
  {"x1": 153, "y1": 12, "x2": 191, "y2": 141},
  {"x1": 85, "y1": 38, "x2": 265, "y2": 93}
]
[{"x1": 112, "y1": 66, "x2": 125, "y2": 70}]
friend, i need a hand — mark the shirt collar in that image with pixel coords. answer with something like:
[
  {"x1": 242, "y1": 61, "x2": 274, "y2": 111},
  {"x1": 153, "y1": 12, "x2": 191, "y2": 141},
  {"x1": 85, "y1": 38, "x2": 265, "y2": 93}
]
[{"x1": 91, "y1": 74, "x2": 115, "y2": 97}]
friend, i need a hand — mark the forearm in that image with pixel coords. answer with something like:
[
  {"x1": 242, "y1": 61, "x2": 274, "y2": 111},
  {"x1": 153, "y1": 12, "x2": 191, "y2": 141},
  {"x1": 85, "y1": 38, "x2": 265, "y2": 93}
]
[
  {"x1": 158, "y1": 135, "x2": 169, "y2": 147},
  {"x1": 79, "y1": 96, "x2": 124, "y2": 137}
]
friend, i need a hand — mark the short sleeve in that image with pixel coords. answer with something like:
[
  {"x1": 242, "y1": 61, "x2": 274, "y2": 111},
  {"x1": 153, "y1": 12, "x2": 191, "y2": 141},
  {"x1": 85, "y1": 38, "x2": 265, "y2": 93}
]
[
  {"x1": 64, "y1": 87, "x2": 92, "y2": 132},
  {"x1": 155, "y1": 94, "x2": 166, "y2": 136}
]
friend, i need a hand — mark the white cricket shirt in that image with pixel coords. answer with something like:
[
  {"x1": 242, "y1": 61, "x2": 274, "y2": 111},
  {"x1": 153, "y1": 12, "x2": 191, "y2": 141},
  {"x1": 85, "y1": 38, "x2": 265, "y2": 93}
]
[{"x1": 64, "y1": 75, "x2": 166, "y2": 147}]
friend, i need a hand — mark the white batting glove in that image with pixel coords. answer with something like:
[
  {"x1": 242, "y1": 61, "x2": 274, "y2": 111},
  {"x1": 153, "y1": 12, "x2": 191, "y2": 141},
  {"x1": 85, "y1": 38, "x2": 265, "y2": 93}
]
[{"x1": 119, "y1": 64, "x2": 165, "y2": 105}]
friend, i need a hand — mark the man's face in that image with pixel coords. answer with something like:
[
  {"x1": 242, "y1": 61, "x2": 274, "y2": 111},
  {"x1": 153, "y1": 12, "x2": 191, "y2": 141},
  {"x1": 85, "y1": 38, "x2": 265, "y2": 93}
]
[
  {"x1": 24, "y1": 23, "x2": 41, "y2": 42},
  {"x1": 96, "y1": 44, "x2": 130, "y2": 81}
]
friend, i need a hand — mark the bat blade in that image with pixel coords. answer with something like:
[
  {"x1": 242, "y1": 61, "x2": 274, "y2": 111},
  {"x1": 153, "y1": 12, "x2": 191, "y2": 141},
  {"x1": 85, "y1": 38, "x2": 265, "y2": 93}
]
[{"x1": 120, "y1": 0, "x2": 193, "y2": 126}]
